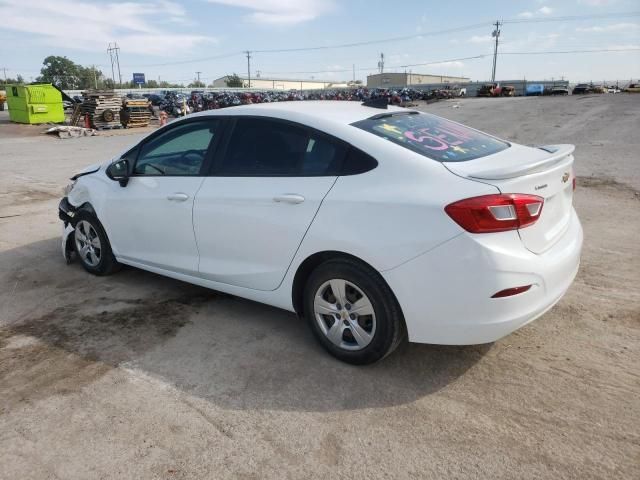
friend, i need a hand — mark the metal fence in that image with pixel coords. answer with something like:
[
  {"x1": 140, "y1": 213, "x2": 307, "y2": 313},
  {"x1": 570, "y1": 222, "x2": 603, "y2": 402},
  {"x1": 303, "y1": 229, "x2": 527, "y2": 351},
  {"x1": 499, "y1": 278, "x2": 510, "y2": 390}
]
[
  {"x1": 62, "y1": 78, "x2": 639, "y2": 98},
  {"x1": 402, "y1": 80, "x2": 569, "y2": 97}
]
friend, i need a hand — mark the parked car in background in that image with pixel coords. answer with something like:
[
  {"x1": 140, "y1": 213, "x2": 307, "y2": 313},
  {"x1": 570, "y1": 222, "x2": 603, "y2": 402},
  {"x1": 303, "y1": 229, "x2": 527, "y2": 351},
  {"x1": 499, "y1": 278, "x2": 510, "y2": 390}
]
[
  {"x1": 525, "y1": 84, "x2": 545, "y2": 96},
  {"x1": 572, "y1": 84, "x2": 592, "y2": 95},
  {"x1": 606, "y1": 86, "x2": 620, "y2": 93},
  {"x1": 143, "y1": 93, "x2": 165, "y2": 106},
  {"x1": 591, "y1": 85, "x2": 606, "y2": 94},
  {"x1": 58, "y1": 101, "x2": 583, "y2": 364},
  {"x1": 623, "y1": 83, "x2": 640, "y2": 93},
  {"x1": 551, "y1": 86, "x2": 569, "y2": 96},
  {"x1": 501, "y1": 85, "x2": 516, "y2": 97},
  {"x1": 477, "y1": 83, "x2": 499, "y2": 97}
]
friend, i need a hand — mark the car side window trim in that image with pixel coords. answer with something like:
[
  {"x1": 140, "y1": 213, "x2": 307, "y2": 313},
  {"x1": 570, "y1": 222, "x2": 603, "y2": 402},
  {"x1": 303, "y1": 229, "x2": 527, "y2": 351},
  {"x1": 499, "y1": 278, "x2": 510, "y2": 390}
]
[{"x1": 130, "y1": 117, "x2": 226, "y2": 177}]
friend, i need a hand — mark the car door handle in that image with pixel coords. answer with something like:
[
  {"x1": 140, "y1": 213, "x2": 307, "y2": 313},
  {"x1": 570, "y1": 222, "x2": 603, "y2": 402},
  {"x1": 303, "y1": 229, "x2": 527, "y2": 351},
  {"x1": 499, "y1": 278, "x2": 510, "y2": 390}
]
[
  {"x1": 167, "y1": 193, "x2": 189, "y2": 202},
  {"x1": 273, "y1": 194, "x2": 305, "y2": 204}
]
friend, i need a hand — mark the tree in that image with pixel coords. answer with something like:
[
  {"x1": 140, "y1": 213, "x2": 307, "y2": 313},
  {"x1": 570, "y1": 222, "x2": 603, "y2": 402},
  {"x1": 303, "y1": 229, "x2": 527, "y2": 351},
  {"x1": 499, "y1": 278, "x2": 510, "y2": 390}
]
[
  {"x1": 145, "y1": 79, "x2": 159, "y2": 88},
  {"x1": 77, "y1": 65, "x2": 105, "y2": 89},
  {"x1": 224, "y1": 73, "x2": 243, "y2": 88},
  {"x1": 37, "y1": 56, "x2": 82, "y2": 89},
  {"x1": 188, "y1": 80, "x2": 205, "y2": 88},
  {"x1": 34, "y1": 56, "x2": 108, "y2": 89},
  {"x1": 0, "y1": 75, "x2": 24, "y2": 86}
]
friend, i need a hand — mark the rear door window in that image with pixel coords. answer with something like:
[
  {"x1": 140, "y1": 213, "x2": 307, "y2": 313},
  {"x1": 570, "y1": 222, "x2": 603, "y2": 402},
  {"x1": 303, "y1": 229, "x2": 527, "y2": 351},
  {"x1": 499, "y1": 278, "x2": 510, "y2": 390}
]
[
  {"x1": 216, "y1": 118, "x2": 346, "y2": 176},
  {"x1": 352, "y1": 112, "x2": 509, "y2": 162}
]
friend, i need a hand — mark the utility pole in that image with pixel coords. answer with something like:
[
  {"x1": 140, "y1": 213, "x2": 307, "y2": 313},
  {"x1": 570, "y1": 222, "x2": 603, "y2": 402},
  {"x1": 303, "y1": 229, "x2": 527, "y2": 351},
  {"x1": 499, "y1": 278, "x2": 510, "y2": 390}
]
[
  {"x1": 92, "y1": 65, "x2": 98, "y2": 89},
  {"x1": 353, "y1": 64, "x2": 355, "y2": 83},
  {"x1": 245, "y1": 51, "x2": 252, "y2": 88},
  {"x1": 491, "y1": 20, "x2": 501, "y2": 83},
  {"x1": 107, "y1": 42, "x2": 122, "y2": 87},
  {"x1": 107, "y1": 45, "x2": 115, "y2": 85},
  {"x1": 378, "y1": 53, "x2": 385, "y2": 74},
  {"x1": 2, "y1": 67, "x2": 7, "y2": 85},
  {"x1": 195, "y1": 71, "x2": 201, "y2": 84}
]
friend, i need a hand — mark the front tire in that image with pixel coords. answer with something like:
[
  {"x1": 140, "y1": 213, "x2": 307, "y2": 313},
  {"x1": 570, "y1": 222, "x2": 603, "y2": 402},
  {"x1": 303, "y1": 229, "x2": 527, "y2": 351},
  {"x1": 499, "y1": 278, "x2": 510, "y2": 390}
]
[
  {"x1": 303, "y1": 258, "x2": 405, "y2": 364},
  {"x1": 73, "y1": 211, "x2": 120, "y2": 276}
]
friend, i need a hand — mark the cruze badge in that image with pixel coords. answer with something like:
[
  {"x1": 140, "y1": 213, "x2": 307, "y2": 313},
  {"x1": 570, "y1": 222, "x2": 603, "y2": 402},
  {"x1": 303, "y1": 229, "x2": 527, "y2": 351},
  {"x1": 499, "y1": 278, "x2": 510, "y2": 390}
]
[{"x1": 562, "y1": 172, "x2": 570, "y2": 183}]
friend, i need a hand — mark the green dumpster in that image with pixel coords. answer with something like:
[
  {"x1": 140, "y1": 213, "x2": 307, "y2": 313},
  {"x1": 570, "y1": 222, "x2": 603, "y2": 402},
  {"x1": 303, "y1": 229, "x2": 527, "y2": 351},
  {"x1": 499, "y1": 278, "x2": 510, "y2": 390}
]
[{"x1": 6, "y1": 84, "x2": 65, "y2": 124}]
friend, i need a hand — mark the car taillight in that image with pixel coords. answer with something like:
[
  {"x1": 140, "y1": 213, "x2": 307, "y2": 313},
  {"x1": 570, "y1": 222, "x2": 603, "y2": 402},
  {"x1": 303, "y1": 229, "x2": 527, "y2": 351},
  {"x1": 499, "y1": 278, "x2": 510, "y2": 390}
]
[{"x1": 445, "y1": 194, "x2": 544, "y2": 233}]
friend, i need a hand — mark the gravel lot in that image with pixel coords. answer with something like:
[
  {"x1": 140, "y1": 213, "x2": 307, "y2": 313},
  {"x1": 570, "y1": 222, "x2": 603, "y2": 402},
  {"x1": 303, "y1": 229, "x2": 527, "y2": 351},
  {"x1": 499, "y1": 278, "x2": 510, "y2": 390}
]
[{"x1": 0, "y1": 95, "x2": 638, "y2": 479}]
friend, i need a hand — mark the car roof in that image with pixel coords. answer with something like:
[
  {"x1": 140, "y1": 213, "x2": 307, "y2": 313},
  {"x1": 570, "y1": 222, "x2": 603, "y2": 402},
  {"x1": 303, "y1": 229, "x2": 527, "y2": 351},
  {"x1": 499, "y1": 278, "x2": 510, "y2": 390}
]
[{"x1": 189, "y1": 101, "x2": 412, "y2": 127}]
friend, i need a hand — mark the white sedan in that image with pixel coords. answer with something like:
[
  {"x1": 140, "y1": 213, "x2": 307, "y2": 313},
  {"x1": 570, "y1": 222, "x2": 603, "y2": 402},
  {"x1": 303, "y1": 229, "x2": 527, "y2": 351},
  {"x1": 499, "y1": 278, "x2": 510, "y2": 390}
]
[{"x1": 59, "y1": 100, "x2": 583, "y2": 364}]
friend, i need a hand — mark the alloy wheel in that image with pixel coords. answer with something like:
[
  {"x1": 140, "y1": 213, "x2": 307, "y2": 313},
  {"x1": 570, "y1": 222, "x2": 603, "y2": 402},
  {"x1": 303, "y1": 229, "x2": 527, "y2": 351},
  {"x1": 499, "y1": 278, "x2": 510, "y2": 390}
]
[
  {"x1": 313, "y1": 279, "x2": 376, "y2": 351},
  {"x1": 75, "y1": 220, "x2": 102, "y2": 267}
]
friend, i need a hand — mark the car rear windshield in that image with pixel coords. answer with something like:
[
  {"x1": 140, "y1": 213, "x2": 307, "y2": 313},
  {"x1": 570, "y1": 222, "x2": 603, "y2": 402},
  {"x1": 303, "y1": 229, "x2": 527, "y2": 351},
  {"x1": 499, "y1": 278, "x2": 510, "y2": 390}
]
[{"x1": 351, "y1": 112, "x2": 509, "y2": 162}]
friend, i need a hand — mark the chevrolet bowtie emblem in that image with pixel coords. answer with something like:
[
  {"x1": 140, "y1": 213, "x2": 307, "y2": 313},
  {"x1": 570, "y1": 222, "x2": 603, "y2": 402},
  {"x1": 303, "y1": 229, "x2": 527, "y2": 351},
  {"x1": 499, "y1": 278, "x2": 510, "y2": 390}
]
[{"x1": 562, "y1": 172, "x2": 570, "y2": 183}]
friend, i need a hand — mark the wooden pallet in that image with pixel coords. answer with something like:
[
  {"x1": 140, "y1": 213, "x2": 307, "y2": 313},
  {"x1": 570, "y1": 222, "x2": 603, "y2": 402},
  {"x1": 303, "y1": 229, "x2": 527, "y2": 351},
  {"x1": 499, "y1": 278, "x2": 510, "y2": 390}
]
[
  {"x1": 122, "y1": 98, "x2": 152, "y2": 128},
  {"x1": 80, "y1": 90, "x2": 122, "y2": 129}
]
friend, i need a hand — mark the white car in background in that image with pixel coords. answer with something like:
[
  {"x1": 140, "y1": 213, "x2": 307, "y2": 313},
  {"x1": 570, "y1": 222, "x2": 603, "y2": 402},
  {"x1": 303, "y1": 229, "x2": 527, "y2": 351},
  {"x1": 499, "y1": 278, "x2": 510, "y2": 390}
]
[{"x1": 59, "y1": 101, "x2": 583, "y2": 364}]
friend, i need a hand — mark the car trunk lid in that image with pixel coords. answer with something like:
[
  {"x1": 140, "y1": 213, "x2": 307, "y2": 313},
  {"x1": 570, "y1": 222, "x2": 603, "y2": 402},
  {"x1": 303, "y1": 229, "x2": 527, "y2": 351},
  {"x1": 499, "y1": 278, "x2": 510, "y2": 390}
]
[{"x1": 444, "y1": 144, "x2": 575, "y2": 254}]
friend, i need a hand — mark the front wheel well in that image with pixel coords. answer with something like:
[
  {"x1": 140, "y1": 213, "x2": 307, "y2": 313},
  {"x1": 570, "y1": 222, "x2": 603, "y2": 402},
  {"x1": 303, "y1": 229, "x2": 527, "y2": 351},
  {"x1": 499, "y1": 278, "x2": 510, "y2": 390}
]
[{"x1": 291, "y1": 251, "x2": 400, "y2": 319}]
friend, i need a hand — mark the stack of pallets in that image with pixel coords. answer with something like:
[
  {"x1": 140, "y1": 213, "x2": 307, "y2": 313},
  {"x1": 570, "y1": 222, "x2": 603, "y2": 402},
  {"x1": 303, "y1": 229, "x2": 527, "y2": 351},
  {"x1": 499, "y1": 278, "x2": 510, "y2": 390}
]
[
  {"x1": 122, "y1": 98, "x2": 152, "y2": 128},
  {"x1": 79, "y1": 90, "x2": 122, "y2": 129}
]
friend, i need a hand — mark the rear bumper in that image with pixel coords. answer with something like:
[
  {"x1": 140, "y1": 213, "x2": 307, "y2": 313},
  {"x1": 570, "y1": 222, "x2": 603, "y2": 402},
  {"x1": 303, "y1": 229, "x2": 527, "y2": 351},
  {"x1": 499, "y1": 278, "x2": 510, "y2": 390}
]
[{"x1": 382, "y1": 208, "x2": 583, "y2": 345}]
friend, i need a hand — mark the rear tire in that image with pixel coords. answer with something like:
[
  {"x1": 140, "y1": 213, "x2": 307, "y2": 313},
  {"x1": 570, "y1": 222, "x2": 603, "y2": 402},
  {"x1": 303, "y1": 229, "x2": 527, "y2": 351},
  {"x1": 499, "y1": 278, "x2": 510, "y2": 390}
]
[
  {"x1": 73, "y1": 211, "x2": 120, "y2": 276},
  {"x1": 303, "y1": 258, "x2": 405, "y2": 365}
]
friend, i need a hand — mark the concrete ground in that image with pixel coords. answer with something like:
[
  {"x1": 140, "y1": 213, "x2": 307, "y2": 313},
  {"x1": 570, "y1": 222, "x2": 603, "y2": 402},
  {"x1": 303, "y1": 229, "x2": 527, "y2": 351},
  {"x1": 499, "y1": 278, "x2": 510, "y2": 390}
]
[{"x1": 0, "y1": 95, "x2": 638, "y2": 479}]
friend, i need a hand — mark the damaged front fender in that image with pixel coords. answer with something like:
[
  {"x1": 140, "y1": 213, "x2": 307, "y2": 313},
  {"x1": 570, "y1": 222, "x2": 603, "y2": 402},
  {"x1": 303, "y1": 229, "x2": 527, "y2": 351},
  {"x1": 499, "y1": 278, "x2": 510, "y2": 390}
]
[
  {"x1": 59, "y1": 197, "x2": 77, "y2": 263},
  {"x1": 62, "y1": 222, "x2": 75, "y2": 263}
]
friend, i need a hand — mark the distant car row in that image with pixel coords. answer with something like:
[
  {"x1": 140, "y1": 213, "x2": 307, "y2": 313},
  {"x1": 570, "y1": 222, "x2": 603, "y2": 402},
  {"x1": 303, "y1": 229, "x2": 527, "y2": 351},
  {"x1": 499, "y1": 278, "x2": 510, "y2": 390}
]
[
  {"x1": 572, "y1": 83, "x2": 639, "y2": 94},
  {"x1": 476, "y1": 82, "x2": 639, "y2": 97}
]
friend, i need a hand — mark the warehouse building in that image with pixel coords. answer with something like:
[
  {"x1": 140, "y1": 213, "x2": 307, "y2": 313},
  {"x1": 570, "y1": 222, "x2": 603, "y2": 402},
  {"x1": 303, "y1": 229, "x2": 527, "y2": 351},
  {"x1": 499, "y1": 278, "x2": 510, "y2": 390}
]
[
  {"x1": 367, "y1": 72, "x2": 470, "y2": 88},
  {"x1": 211, "y1": 76, "x2": 339, "y2": 90}
]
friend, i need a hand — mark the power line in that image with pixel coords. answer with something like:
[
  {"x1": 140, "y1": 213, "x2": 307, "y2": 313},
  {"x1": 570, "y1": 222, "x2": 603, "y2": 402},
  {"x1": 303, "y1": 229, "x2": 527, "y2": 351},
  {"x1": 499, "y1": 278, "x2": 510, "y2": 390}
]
[
  {"x1": 250, "y1": 12, "x2": 639, "y2": 54},
  {"x1": 258, "y1": 48, "x2": 638, "y2": 77},
  {"x1": 260, "y1": 55, "x2": 490, "y2": 75},
  {"x1": 503, "y1": 11, "x2": 640, "y2": 24},
  {"x1": 253, "y1": 22, "x2": 489, "y2": 53},
  {"x1": 500, "y1": 47, "x2": 640, "y2": 55},
  {"x1": 121, "y1": 52, "x2": 241, "y2": 68},
  {"x1": 109, "y1": 11, "x2": 640, "y2": 69}
]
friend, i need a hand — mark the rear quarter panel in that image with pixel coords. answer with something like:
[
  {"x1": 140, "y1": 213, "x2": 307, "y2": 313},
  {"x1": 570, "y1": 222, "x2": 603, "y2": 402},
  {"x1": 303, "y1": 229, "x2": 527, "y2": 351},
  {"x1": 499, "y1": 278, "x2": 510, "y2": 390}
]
[{"x1": 292, "y1": 130, "x2": 500, "y2": 272}]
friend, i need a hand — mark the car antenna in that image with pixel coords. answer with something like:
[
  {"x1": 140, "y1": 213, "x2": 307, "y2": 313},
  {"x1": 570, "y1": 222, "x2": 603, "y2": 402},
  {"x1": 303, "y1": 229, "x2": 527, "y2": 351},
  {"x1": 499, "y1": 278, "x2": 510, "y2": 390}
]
[{"x1": 361, "y1": 98, "x2": 388, "y2": 109}]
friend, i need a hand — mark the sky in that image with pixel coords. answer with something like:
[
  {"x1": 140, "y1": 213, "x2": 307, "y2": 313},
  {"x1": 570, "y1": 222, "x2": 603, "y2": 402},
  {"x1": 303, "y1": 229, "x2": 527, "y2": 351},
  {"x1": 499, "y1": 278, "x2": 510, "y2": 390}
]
[{"x1": 0, "y1": 0, "x2": 638, "y2": 85}]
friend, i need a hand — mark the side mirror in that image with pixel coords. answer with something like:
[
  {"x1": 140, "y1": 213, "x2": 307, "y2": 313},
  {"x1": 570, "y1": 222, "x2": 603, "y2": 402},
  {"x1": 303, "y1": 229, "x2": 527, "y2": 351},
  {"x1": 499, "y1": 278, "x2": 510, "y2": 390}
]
[{"x1": 106, "y1": 159, "x2": 130, "y2": 187}]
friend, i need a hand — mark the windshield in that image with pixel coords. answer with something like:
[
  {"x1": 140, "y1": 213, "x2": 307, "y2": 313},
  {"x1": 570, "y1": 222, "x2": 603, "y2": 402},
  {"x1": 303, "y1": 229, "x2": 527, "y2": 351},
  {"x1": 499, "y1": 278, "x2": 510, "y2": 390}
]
[{"x1": 352, "y1": 112, "x2": 509, "y2": 162}]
